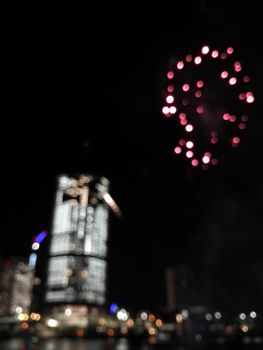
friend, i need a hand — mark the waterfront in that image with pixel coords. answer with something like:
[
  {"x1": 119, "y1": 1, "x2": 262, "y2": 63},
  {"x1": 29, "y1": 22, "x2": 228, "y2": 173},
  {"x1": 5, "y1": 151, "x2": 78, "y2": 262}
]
[{"x1": 1, "y1": 337, "x2": 263, "y2": 350}]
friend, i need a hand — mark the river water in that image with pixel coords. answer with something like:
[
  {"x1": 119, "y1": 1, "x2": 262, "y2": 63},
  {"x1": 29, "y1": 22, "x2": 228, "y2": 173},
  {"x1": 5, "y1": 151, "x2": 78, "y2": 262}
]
[{"x1": 0, "y1": 337, "x2": 260, "y2": 350}]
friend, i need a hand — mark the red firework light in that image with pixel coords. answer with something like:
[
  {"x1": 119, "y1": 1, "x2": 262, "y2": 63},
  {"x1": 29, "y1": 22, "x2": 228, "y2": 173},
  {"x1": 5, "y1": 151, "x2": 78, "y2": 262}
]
[{"x1": 161, "y1": 44, "x2": 255, "y2": 169}]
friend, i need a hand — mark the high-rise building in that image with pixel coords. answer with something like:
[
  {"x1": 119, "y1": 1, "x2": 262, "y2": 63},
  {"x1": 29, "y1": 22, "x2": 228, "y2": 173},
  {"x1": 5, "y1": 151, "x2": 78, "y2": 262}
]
[
  {"x1": 45, "y1": 174, "x2": 110, "y2": 306},
  {"x1": 165, "y1": 265, "x2": 195, "y2": 311},
  {"x1": 0, "y1": 259, "x2": 34, "y2": 317}
]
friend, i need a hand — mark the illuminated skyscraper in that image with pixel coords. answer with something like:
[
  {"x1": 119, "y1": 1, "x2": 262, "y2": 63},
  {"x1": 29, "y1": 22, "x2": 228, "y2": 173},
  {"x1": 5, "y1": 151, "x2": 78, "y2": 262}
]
[
  {"x1": 0, "y1": 259, "x2": 34, "y2": 317},
  {"x1": 45, "y1": 174, "x2": 110, "y2": 306}
]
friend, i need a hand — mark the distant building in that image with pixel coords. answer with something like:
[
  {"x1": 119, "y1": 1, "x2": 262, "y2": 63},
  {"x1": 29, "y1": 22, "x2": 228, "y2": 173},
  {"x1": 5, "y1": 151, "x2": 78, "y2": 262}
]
[
  {"x1": 0, "y1": 259, "x2": 34, "y2": 317},
  {"x1": 165, "y1": 265, "x2": 195, "y2": 311},
  {"x1": 45, "y1": 174, "x2": 110, "y2": 306}
]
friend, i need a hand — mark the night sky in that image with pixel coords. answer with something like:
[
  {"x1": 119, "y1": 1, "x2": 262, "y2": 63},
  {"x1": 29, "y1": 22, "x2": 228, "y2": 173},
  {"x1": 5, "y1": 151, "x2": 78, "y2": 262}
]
[{"x1": 2, "y1": 1, "x2": 263, "y2": 312}]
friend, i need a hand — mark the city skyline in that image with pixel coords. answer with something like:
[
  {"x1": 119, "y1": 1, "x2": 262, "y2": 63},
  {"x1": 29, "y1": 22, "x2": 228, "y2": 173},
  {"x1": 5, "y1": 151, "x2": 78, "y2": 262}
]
[{"x1": 2, "y1": 1, "x2": 263, "y2": 312}]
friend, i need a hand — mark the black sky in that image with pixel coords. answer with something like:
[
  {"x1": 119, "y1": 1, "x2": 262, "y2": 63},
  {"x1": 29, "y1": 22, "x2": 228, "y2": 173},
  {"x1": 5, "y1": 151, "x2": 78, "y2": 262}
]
[{"x1": 2, "y1": 1, "x2": 263, "y2": 312}]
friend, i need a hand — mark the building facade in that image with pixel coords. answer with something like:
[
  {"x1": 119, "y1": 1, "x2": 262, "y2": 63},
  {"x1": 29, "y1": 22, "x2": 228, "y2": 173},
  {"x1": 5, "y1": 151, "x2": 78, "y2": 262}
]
[
  {"x1": 45, "y1": 174, "x2": 109, "y2": 306},
  {"x1": 0, "y1": 259, "x2": 34, "y2": 317}
]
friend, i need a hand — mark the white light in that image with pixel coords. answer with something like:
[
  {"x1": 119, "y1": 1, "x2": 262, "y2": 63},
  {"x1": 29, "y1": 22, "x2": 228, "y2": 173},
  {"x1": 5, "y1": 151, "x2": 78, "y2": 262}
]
[
  {"x1": 29, "y1": 253, "x2": 37, "y2": 269},
  {"x1": 205, "y1": 313, "x2": 212, "y2": 321},
  {"x1": 117, "y1": 309, "x2": 128, "y2": 321},
  {"x1": 47, "y1": 318, "x2": 59, "y2": 328},
  {"x1": 250, "y1": 311, "x2": 257, "y2": 319},
  {"x1": 141, "y1": 312, "x2": 148, "y2": 321},
  {"x1": 103, "y1": 193, "x2": 122, "y2": 217},
  {"x1": 65, "y1": 308, "x2": 72, "y2": 317},
  {"x1": 182, "y1": 309, "x2": 189, "y2": 319},
  {"x1": 215, "y1": 312, "x2": 221, "y2": 319},
  {"x1": 32, "y1": 242, "x2": 40, "y2": 251},
  {"x1": 18, "y1": 313, "x2": 25, "y2": 321},
  {"x1": 16, "y1": 306, "x2": 23, "y2": 314},
  {"x1": 239, "y1": 313, "x2": 246, "y2": 320}
]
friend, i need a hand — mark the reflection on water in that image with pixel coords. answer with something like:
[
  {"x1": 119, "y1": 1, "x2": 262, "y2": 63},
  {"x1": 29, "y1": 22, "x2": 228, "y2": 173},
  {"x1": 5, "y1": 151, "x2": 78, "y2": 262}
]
[{"x1": 0, "y1": 337, "x2": 260, "y2": 350}]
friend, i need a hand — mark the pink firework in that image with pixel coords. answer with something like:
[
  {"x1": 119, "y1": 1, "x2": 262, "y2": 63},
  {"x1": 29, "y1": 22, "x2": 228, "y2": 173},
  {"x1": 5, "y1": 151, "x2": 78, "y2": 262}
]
[{"x1": 161, "y1": 44, "x2": 255, "y2": 169}]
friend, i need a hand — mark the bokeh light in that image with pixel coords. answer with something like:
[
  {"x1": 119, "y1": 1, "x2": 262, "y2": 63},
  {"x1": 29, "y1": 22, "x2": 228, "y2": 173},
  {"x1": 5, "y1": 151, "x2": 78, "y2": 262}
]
[{"x1": 162, "y1": 44, "x2": 254, "y2": 169}]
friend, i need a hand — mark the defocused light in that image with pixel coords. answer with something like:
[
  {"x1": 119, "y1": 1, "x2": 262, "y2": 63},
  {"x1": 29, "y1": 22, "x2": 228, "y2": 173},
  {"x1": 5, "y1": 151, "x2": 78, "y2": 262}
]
[
  {"x1": 167, "y1": 85, "x2": 174, "y2": 92},
  {"x1": 180, "y1": 119, "x2": 187, "y2": 125},
  {"x1": 176, "y1": 314, "x2": 183, "y2": 323},
  {"x1": 162, "y1": 106, "x2": 170, "y2": 115},
  {"x1": 182, "y1": 83, "x2": 190, "y2": 92},
  {"x1": 191, "y1": 159, "x2": 199, "y2": 167},
  {"x1": 221, "y1": 52, "x2": 227, "y2": 59},
  {"x1": 250, "y1": 311, "x2": 257, "y2": 319},
  {"x1": 196, "y1": 80, "x2": 204, "y2": 88},
  {"x1": 243, "y1": 75, "x2": 250, "y2": 83},
  {"x1": 34, "y1": 230, "x2": 48, "y2": 244},
  {"x1": 65, "y1": 308, "x2": 72, "y2": 317},
  {"x1": 194, "y1": 56, "x2": 202, "y2": 64},
  {"x1": 239, "y1": 313, "x2": 246, "y2": 320},
  {"x1": 32, "y1": 243, "x2": 40, "y2": 251},
  {"x1": 185, "y1": 124, "x2": 193, "y2": 132},
  {"x1": 127, "y1": 319, "x2": 134, "y2": 327},
  {"x1": 211, "y1": 137, "x2": 218, "y2": 144},
  {"x1": 229, "y1": 115, "x2": 236, "y2": 122},
  {"x1": 195, "y1": 90, "x2": 202, "y2": 98},
  {"x1": 149, "y1": 314, "x2": 156, "y2": 322},
  {"x1": 177, "y1": 61, "x2": 184, "y2": 70},
  {"x1": 155, "y1": 319, "x2": 163, "y2": 327},
  {"x1": 141, "y1": 312, "x2": 148, "y2": 321},
  {"x1": 246, "y1": 92, "x2": 254, "y2": 103},
  {"x1": 47, "y1": 319, "x2": 59, "y2": 328},
  {"x1": 169, "y1": 106, "x2": 177, "y2": 114},
  {"x1": 21, "y1": 322, "x2": 29, "y2": 330},
  {"x1": 215, "y1": 312, "x2": 221, "y2": 319},
  {"x1": 148, "y1": 327, "x2": 156, "y2": 335},
  {"x1": 29, "y1": 253, "x2": 37, "y2": 269},
  {"x1": 241, "y1": 324, "x2": 249, "y2": 333},
  {"x1": 239, "y1": 93, "x2": 246, "y2": 100},
  {"x1": 186, "y1": 54, "x2": 192, "y2": 62},
  {"x1": 211, "y1": 158, "x2": 219, "y2": 165},
  {"x1": 166, "y1": 95, "x2": 174, "y2": 103},
  {"x1": 16, "y1": 306, "x2": 23, "y2": 314},
  {"x1": 223, "y1": 113, "x2": 230, "y2": 121},
  {"x1": 241, "y1": 115, "x2": 248, "y2": 122},
  {"x1": 211, "y1": 50, "x2": 219, "y2": 58},
  {"x1": 229, "y1": 77, "x2": 237, "y2": 85},
  {"x1": 18, "y1": 313, "x2": 25, "y2": 321},
  {"x1": 117, "y1": 309, "x2": 128, "y2": 321},
  {"x1": 196, "y1": 106, "x2": 204, "y2": 114},
  {"x1": 182, "y1": 309, "x2": 189, "y2": 319},
  {"x1": 239, "y1": 122, "x2": 246, "y2": 130},
  {"x1": 234, "y1": 61, "x2": 242, "y2": 72},
  {"x1": 107, "y1": 328, "x2": 115, "y2": 337},
  {"x1": 202, "y1": 155, "x2": 210, "y2": 164},
  {"x1": 103, "y1": 192, "x2": 122, "y2": 217},
  {"x1": 35, "y1": 313, "x2": 41, "y2": 321},
  {"x1": 227, "y1": 47, "x2": 234, "y2": 54},
  {"x1": 179, "y1": 113, "x2": 187, "y2": 120},
  {"x1": 174, "y1": 146, "x2": 182, "y2": 154},
  {"x1": 186, "y1": 141, "x2": 194, "y2": 149},
  {"x1": 109, "y1": 303, "x2": 119, "y2": 314},
  {"x1": 98, "y1": 318, "x2": 106, "y2": 325},
  {"x1": 201, "y1": 45, "x2": 210, "y2": 54},
  {"x1": 232, "y1": 137, "x2": 240, "y2": 144},
  {"x1": 221, "y1": 71, "x2": 228, "y2": 79},
  {"x1": 182, "y1": 98, "x2": 189, "y2": 106},
  {"x1": 179, "y1": 139, "x2": 186, "y2": 146},
  {"x1": 205, "y1": 313, "x2": 212, "y2": 321},
  {"x1": 167, "y1": 71, "x2": 174, "y2": 79},
  {"x1": 186, "y1": 150, "x2": 193, "y2": 158}
]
